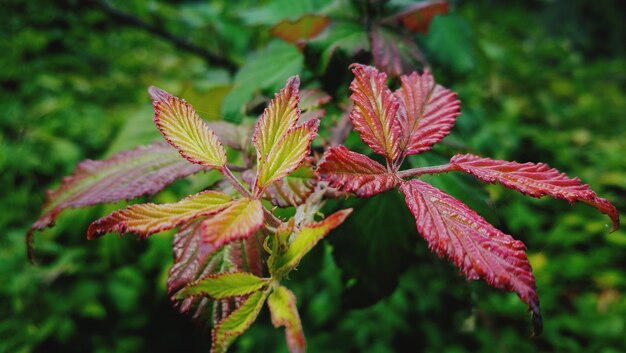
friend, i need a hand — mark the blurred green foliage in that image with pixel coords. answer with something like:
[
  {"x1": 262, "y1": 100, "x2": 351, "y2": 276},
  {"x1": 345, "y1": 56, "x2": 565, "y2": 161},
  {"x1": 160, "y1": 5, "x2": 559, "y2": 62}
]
[{"x1": 1, "y1": 0, "x2": 624, "y2": 352}]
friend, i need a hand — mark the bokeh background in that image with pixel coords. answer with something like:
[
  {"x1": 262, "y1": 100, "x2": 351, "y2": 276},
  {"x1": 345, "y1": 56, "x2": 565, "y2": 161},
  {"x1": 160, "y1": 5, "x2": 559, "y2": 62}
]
[{"x1": 2, "y1": 0, "x2": 625, "y2": 352}]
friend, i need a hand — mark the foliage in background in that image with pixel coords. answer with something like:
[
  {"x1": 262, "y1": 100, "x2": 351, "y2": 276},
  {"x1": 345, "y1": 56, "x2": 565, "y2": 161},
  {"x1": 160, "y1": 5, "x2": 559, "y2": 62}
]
[{"x1": 2, "y1": 0, "x2": 625, "y2": 352}]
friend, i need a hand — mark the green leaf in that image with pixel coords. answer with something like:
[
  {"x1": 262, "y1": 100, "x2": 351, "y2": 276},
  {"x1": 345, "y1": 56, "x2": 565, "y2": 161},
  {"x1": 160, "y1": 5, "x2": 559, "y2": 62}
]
[
  {"x1": 425, "y1": 14, "x2": 476, "y2": 74},
  {"x1": 222, "y1": 41, "x2": 304, "y2": 122},
  {"x1": 309, "y1": 21, "x2": 369, "y2": 71},
  {"x1": 267, "y1": 286, "x2": 306, "y2": 353},
  {"x1": 270, "y1": 209, "x2": 352, "y2": 276},
  {"x1": 177, "y1": 272, "x2": 268, "y2": 300},
  {"x1": 211, "y1": 290, "x2": 270, "y2": 353}
]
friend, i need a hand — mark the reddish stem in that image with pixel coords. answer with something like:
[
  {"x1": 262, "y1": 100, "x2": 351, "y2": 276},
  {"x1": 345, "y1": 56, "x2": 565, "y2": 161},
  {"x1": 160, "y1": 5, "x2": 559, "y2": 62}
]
[
  {"x1": 396, "y1": 163, "x2": 454, "y2": 179},
  {"x1": 220, "y1": 166, "x2": 252, "y2": 198}
]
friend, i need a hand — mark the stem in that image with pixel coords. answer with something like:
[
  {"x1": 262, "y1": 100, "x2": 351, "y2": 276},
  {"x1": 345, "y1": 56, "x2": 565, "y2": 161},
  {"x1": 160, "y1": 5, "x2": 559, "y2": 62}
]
[
  {"x1": 396, "y1": 164, "x2": 454, "y2": 179},
  {"x1": 220, "y1": 166, "x2": 252, "y2": 198},
  {"x1": 221, "y1": 167, "x2": 282, "y2": 228},
  {"x1": 226, "y1": 164, "x2": 247, "y2": 173}
]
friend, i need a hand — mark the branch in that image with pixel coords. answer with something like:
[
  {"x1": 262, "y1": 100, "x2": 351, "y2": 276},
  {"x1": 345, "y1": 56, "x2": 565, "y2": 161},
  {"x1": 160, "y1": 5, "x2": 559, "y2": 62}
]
[
  {"x1": 87, "y1": 0, "x2": 237, "y2": 72},
  {"x1": 396, "y1": 163, "x2": 453, "y2": 178},
  {"x1": 220, "y1": 167, "x2": 253, "y2": 198}
]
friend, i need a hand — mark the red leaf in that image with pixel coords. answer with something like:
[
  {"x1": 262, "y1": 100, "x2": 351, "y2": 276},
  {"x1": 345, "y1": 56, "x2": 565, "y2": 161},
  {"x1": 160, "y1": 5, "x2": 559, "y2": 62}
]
[
  {"x1": 388, "y1": 0, "x2": 449, "y2": 33},
  {"x1": 451, "y1": 154, "x2": 620, "y2": 231},
  {"x1": 27, "y1": 142, "x2": 204, "y2": 259},
  {"x1": 370, "y1": 27, "x2": 427, "y2": 78},
  {"x1": 87, "y1": 190, "x2": 233, "y2": 239},
  {"x1": 348, "y1": 64, "x2": 401, "y2": 162},
  {"x1": 168, "y1": 221, "x2": 264, "y2": 332},
  {"x1": 271, "y1": 14, "x2": 330, "y2": 45},
  {"x1": 395, "y1": 71, "x2": 461, "y2": 155},
  {"x1": 400, "y1": 179, "x2": 542, "y2": 334},
  {"x1": 316, "y1": 146, "x2": 399, "y2": 198}
]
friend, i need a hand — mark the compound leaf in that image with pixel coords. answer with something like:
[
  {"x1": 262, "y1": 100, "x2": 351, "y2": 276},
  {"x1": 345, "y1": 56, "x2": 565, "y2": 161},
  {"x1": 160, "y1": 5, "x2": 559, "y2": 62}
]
[
  {"x1": 395, "y1": 70, "x2": 461, "y2": 155},
  {"x1": 87, "y1": 191, "x2": 233, "y2": 239},
  {"x1": 150, "y1": 86, "x2": 227, "y2": 168},
  {"x1": 177, "y1": 272, "x2": 268, "y2": 300},
  {"x1": 201, "y1": 198, "x2": 265, "y2": 248},
  {"x1": 267, "y1": 286, "x2": 306, "y2": 353},
  {"x1": 317, "y1": 146, "x2": 399, "y2": 197},
  {"x1": 400, "y1": 179, "x2": 542, "y2": 335},
  {"x1": 451, "y1": 154, "x2": 620, "y2": 231},
  {"x1": 348, "y1": 64, "x2": 401, "y2": 162}
]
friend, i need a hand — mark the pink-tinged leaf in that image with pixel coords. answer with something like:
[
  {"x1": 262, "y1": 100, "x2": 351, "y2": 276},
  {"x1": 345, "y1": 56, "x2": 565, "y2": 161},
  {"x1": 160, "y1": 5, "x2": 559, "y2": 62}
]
[
  {"x1": 27, "y1": 142, "x2": 204, "y2": 258},
  {"x1": 201, "y1": 198, "x2": 264, "y2": 248},
  {"x1": 370, "y1": 27, "x2": 428, "y2": 78},
  {"x1": 150, "y1": 86, "x2": 227, "y2": 168},
  {"x1": 206, "y1": 121, "x2": 254, "y2": 151},
  {"x1": 386, "y1": 0, "x2": 449, "y2": 33},
  {"x1": 348, "y1": 64, "x2": 401, "y2": 161},
  {"x1": 316, "y1": 146, "x2": 399, "y2": 198},
  {"x1": 253, "y1": 76, "x2": 301, "y2": 161},
  {"x1": 253, "y1": 77, "x2": 319, "y2": 190},
  {"x1": 256, "y1": 119, "x2": 320, "y2": 189},
  {"x1": 450, "y1": 154, "x2": 620, "y2": 231},
  {"x1": 399, "y1": 179, "x2": 542, "y2": 334},
  {"x1": 395, "y1": 71, "x2": 461, "y2": 155},
  {"x1": 267, "y1": 286, "x2": 306, "y2": 353},
  {"x1": 271, "y1": 14, "x2": 330, "y2": 45},
  {"x1": 270, "y1": 209, "x2": 352, "y2": 277},
  {"x1": 168, "y1": 221, "x2": 264, "y2": 332},
  {"x1": 87, "y1": 191, "x2": 233, "y2": 239}
]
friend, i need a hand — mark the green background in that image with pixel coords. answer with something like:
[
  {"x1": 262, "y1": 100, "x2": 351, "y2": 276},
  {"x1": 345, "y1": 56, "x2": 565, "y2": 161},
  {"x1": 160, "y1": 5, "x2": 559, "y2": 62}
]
[{"x1": 1, "y1": 0, "x2": 625, "y2": 352}]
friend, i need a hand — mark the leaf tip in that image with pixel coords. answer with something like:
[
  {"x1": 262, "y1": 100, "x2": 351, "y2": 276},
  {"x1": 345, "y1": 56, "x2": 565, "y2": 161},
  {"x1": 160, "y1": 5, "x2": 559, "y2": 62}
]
[{"x1": 148, "y1": 86, "x2": 171, "y2": 102}]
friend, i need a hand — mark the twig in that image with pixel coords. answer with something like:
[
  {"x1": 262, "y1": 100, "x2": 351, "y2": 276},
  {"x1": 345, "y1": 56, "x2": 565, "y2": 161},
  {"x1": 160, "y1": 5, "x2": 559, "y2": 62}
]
[{"x1": 396, "y1": 163, "x2": 453, "y2": 178}]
